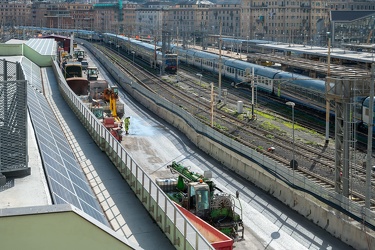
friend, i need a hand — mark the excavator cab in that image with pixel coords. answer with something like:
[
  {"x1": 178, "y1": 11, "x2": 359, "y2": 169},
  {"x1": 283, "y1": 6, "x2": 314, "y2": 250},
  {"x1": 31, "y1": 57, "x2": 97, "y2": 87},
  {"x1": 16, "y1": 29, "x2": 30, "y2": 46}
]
[
  {"x1": 92, "y1": 107, "x2": 104, "y2": 119},
  {"x1": 87, "y1": 66, "x2": 99, "y2": 81},
  {"x1": 187, "y1": 182, "x2": 210, "y2": 219},
  {"x1": 112, "y1": 86, "x2": 119, "y2": 98}
]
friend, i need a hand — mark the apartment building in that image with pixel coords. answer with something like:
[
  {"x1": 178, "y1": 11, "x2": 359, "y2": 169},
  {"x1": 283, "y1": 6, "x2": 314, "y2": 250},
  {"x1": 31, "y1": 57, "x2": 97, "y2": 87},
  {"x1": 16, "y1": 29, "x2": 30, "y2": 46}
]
[
  {"x1": 0, "y1": 0, "x2": 31, "y2": 28},
  {"x1": 237, "y1": 1, "x2": 327, "y2": 44},
  {"x1": 135, "y1": 1, "x2": 173, "y2": 38},
  {"x1": 67, "y1": 3, "x2": 95, "y2": 31},
  {"x1": 3, "y1": 0, "x2": 375, "y2": 44},
  {"x1": 122, "y1": 3, "x2": 137, "y2": 35},
  {"x1": 165, "y1": 0, "x2": 212, "y2": 47},
  {"x1": 210, "y1": 0, "x2": 241, "y2": 37}
]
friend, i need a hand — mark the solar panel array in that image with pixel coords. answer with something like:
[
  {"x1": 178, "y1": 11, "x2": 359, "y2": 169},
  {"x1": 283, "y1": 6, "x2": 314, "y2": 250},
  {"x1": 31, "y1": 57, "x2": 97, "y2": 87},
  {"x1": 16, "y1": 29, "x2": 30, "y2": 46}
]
[
  {"x1": 21, "y1": 57, "x2": 108, "y2": 226},
  {"x1": 26, "y1": 38, "x2": 57, "y2": 56},
  {"x1": 21, "y1": 57, "x2": 43, "y2": 93}
]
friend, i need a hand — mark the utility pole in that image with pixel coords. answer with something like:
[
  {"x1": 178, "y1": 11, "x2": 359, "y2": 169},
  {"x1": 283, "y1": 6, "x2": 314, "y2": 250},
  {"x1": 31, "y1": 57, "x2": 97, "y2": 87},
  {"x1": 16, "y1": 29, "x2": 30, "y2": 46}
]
[
  {"x1": 365, "y1": 64, "x2": 375, "y2": 208},
  {"x1": 210, "y1": 82, "x2": 214, "y2": 127},
  {"x1": 325, "y1": 32, "x2": 331, "y2": 145},
  {"x1": 176, "y1": 26, "x2": 179, "y2": 82},
  {"x1": 251, "y1": 68, "x2": 255, "y2": 118},
  {"x1": 218, "y1": 20, "x2": 222, "y2": 100}
]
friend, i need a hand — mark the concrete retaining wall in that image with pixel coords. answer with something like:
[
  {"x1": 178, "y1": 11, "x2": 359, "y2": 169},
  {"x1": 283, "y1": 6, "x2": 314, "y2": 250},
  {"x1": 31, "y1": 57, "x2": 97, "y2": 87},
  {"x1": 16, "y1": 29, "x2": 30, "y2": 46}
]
[
  {"x1": 80, "y1": 38, "x2": 375, "y2": 249},
  {"x1": 120, "y1": 81, "x2": 374, "y2": 250}
]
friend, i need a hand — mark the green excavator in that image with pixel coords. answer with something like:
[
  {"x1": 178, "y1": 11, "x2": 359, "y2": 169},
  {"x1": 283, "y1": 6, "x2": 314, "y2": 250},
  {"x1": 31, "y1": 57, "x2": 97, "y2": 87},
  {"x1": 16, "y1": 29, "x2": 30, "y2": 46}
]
[{"x1": 157, "y1": 161, "x2": 244, "y2": 240}]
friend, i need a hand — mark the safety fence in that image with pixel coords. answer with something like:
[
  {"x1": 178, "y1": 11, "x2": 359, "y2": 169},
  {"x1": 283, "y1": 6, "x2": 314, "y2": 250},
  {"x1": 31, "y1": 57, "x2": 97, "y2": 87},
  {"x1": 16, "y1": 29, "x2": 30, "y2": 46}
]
[{"x1": 51, "y1": 60, "x2": 214, "y2": 250}]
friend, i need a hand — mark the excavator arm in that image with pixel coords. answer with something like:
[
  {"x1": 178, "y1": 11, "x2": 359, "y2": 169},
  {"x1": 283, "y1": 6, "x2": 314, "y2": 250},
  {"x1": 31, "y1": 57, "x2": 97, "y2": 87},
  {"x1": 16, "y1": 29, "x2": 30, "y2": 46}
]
[
  {"x1": 109, "y1": 92, "x2": 117, "y2": 117},
  {"x1": 104, "y1": 87, "x2": 119, "y2": 118}
]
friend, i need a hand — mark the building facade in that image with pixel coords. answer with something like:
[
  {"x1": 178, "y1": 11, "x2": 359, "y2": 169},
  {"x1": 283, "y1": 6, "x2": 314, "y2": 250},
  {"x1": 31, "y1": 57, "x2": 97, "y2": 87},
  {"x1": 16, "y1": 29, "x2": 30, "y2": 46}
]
[{"x1": 2, "y1": 0, "x2": 375, "y2": 45}]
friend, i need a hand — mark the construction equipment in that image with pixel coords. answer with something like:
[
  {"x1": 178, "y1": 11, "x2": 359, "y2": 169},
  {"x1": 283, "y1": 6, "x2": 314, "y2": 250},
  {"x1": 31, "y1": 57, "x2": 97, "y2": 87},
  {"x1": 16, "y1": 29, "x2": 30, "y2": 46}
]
[
  {"x1": 157, "y1": 161, "x2": 244, "y2": 240},
  {"x1": 74, "y1": 48, "x2": 85, "y2": 62},
  {"x1": 103, "y1": 117, "x2": 122, "y2": 142},
  {"x1": 87, "y1": 66, "x2": 99, "y2": 81},
  {"x1": 88, "y1": 82, "x2": 124, "y2": 120},
  {"x1": 103, "y1": 87, "x2": 120, "y2": 120}
]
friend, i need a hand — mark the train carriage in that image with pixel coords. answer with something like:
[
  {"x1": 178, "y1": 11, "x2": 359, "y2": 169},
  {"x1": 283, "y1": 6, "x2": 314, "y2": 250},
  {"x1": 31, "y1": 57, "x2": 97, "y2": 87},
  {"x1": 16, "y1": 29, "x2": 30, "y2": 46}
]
[
  {"x1": 361, "y1": 97, "x2": 375, "y2": 131},
  {"x1": 104, "y1": 33, "x2": 176, "y2": 72},
  {"x1": 191, "y1": 50, "x2": 226, "y2": 72},
  {"x1": 273, "y1": 71, "x2": 327, "y2": 111},
  {"x1": 175, "y1": 48, "x2": 198, "y2": 66},
  {"x1": 173, "y1": 47, "x2": 229, "y2": 77},
  {"x1": 223, "y1": 59, "x2": 279, "y2": 93},
  {"x1": 97, "y1": 32, "x2": 375, "y2": 133}
]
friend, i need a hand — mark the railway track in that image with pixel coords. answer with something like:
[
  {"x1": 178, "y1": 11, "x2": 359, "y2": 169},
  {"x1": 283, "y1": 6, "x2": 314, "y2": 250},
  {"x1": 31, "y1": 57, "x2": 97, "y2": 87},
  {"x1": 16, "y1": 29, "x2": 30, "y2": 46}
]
[{"x1": 95, "y1": 44, "x2": 375, "y2": 210}]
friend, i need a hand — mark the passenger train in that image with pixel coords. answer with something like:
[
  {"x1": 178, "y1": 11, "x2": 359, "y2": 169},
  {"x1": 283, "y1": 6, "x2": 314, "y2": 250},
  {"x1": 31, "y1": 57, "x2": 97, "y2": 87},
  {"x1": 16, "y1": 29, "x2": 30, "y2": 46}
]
[
  {"x1": 171, "y1": 46, "x2": 375, "y2": 133},
  {"x1": 84, "y1": 32, "x2": 375, "y2": 134},
  {"x1": 103, "y1": 33, "x2": 177, "y2": 73}
]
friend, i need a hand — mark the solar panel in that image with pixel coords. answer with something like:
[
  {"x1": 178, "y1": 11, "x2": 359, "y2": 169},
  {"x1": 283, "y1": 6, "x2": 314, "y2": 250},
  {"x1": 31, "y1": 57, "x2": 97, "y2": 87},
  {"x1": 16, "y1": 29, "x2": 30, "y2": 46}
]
[
  {"x1": 26, "y1": 38, "x2": 57, "y2": 56},
  {"x1": 21, "y1": 59, "x2": 108, "y2": 226},
  {"x1": 21, "y1": 57, "x2": 43, "y2": 93}
]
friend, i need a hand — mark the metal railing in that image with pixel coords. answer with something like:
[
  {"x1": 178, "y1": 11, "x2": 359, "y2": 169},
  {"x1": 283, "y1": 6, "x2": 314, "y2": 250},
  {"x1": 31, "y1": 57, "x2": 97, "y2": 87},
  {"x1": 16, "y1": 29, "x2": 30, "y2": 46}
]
[{"x1": 51, "y1": 60, "x2": 214, "y2": 250}]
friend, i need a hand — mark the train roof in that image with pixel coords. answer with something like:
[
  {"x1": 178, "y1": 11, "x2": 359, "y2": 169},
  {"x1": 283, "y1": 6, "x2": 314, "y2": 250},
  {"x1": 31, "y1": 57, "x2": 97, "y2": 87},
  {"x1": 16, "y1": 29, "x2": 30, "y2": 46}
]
[
  {"x1": 274, "y1": 71, "x2": 326, "y2": 92},
  {"x1": 141, "y1": 42, "x2": 161, "y2": 51},
  {"x1": 189, "y1": 49, "x2": 228, "y2": 60},
  {"x1": 224, "y1": 59, "x2": 281, "y2": 78},
  {"x1": 363, "y1": 96, "x2": 375, "y2": 107},
  {"x1": 257, "y1": 42, "x2": 375, "y2": 64},
  {"x1": 106, "y1": 33, "x2": 162, "y2": 51},
  {"x1": 173, "y1": 47, "x2": 196, "y2": 56}
]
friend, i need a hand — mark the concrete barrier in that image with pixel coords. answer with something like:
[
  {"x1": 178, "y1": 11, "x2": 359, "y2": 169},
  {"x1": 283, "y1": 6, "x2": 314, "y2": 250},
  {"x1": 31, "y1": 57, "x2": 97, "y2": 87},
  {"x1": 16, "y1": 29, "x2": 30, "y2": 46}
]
[{"x1": 90, "y1": 42, "x2": 375, "y2": 250}]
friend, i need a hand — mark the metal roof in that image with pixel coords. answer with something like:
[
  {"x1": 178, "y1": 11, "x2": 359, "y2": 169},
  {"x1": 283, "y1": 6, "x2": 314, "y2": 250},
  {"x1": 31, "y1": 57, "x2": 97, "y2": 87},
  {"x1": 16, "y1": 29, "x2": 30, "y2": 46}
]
[
  {"x1": 331, "y1": 10, "x2": 375, "y2": 22},
  {"x1": 246, "y1": 52, "x2": 370, "y2": 78},
  {"x1": 256, "y1": 42, "x2": 375, "y2": 71},
  {"x1": 26, "y1": 38, "x2": 57, "y2": 56}
]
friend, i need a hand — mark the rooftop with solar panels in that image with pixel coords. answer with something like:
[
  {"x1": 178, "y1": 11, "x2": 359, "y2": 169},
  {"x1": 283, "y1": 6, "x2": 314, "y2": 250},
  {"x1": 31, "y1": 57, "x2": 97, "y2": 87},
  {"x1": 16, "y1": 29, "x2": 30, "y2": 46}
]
[{"x1": 0, "y1": 38, "x2": 139, "y2": 249}]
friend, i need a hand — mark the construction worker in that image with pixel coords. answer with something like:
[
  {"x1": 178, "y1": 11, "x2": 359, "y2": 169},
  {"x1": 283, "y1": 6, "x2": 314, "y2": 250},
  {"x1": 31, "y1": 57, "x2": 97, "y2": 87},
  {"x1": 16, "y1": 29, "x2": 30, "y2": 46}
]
[{"x1": 124, "y1": 117, "x2": 130, "y2": 135}]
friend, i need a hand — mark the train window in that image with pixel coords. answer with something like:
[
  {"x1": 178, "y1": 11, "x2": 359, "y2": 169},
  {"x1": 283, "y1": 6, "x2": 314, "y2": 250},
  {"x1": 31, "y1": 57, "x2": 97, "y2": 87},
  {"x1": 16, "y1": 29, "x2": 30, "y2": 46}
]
[{"x1": 354, "y1": 104, "x2": 362, "y2": 115}]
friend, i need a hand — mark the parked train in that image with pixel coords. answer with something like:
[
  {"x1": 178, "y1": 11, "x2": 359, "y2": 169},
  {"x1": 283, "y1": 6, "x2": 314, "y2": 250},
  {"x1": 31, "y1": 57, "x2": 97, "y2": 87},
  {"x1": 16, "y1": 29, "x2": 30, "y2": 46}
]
[
  {"x1": 171, "y1": 46, "x2": 375, "y2": 133},
  {"x1": 103, "y1": 33, "x2": 177, "y2": 73},
  {"x1": 85, "y1": 32, "x2": 375, "y2": 134}
]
